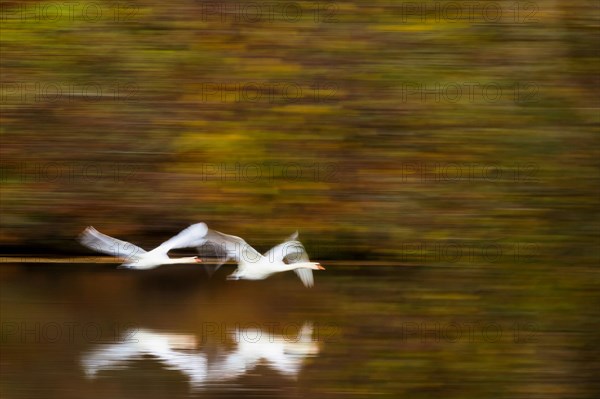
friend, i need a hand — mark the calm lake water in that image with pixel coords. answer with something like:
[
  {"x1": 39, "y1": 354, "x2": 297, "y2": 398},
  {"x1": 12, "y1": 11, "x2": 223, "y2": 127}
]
[{"x1": 0, "y1": 262, "x2": 595, "y2": 398}]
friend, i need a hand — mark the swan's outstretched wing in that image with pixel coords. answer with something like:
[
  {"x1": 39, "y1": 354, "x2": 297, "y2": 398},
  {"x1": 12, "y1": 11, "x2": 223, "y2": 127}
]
[
  {"x1": 264, "y1": 232, "x2": 314, "y2": 288},
  {"x1": 294, "y1": 270, "x2": 314, "y2": 288},
  {"x1": 287, "y1": 240, "x2": 314, "y2": 288},
  {"x1": 79, "y1": 226, "x2": 147, "y2": 260},
  {"x1": 151, "y1": 223, "x2": 209, "y2": 254},
  {"x1": 264, "y1": 231, "x2": 308, "y2": 263},
  {"x1": 199, "y1": 229, "x2": 263, "y2": 268}
]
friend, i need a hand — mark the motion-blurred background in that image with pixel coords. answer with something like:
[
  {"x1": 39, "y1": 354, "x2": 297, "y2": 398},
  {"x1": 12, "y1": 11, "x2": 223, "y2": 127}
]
[{"x1": 1, "y1": 0, "x2": 598, "y2": 263}]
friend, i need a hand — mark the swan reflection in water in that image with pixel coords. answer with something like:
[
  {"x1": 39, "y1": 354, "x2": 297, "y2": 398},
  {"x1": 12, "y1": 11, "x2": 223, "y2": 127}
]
[{"x1": 82, "y1": 323, "x2": 320, "y2": 389}]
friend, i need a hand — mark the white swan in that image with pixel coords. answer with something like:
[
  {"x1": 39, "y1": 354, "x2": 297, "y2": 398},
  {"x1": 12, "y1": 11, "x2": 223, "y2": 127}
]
[
  {"x1": 199, "y1": 229, "x2": 325, "y2": 287},
  {"x1": 78, "y1": 223, "x2": 208, "y2": 269}
]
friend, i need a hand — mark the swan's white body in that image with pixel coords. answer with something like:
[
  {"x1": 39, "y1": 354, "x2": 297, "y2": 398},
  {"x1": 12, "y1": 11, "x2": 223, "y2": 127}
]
[
  {"x1": 200, "y1": 230, "x2": 325, "y2": 287},
  {"x1": 79, "y1": 223, "x2": 208, "y2": 269}
]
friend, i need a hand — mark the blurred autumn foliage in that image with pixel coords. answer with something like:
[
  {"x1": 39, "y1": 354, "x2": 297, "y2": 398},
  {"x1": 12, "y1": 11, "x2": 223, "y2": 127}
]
[{"x1": 0, "y1": 0, "x2": 598, "y2": 261}]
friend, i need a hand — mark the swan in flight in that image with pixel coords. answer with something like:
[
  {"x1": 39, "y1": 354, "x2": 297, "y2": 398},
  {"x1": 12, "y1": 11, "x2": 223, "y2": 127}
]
[
  {"x1": 78, "y1": 223, "x2": 207, "y2": 269},
  {"x1": 79, "y1": 222, "x2": 325, "y2": 285},
  {"x1": 199, "y1": 230, "x2": 325, "y2": 288}
]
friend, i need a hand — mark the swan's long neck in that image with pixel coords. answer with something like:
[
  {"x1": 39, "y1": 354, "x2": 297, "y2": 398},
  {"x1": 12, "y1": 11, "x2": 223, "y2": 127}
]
[
  {"x1": 167, "y1": 257, "x2": 199, "y2": 265},
  {"x1": 281, "y1": 262, "x2": 322, "y2": 272}
]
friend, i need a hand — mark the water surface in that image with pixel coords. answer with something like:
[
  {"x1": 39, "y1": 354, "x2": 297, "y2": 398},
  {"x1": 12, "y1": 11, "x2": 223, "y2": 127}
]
[{"x1": 0, "y1": 262, "x2": 595, "y2": 398}]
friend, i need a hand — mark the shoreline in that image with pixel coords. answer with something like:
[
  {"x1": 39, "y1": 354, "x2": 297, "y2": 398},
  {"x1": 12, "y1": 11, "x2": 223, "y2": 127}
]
[{"x1": 0, "y1": 257, "x2": 417, "y2": 266}]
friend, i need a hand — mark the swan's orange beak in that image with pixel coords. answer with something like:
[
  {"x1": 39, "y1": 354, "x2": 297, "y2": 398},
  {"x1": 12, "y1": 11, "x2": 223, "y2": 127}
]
[
  {"x1": 194, "y1": 257, "x2": 202, "y2": 263},
  {"x1": 317, "y1": 263, "x2": 325, "y2": 270}
]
